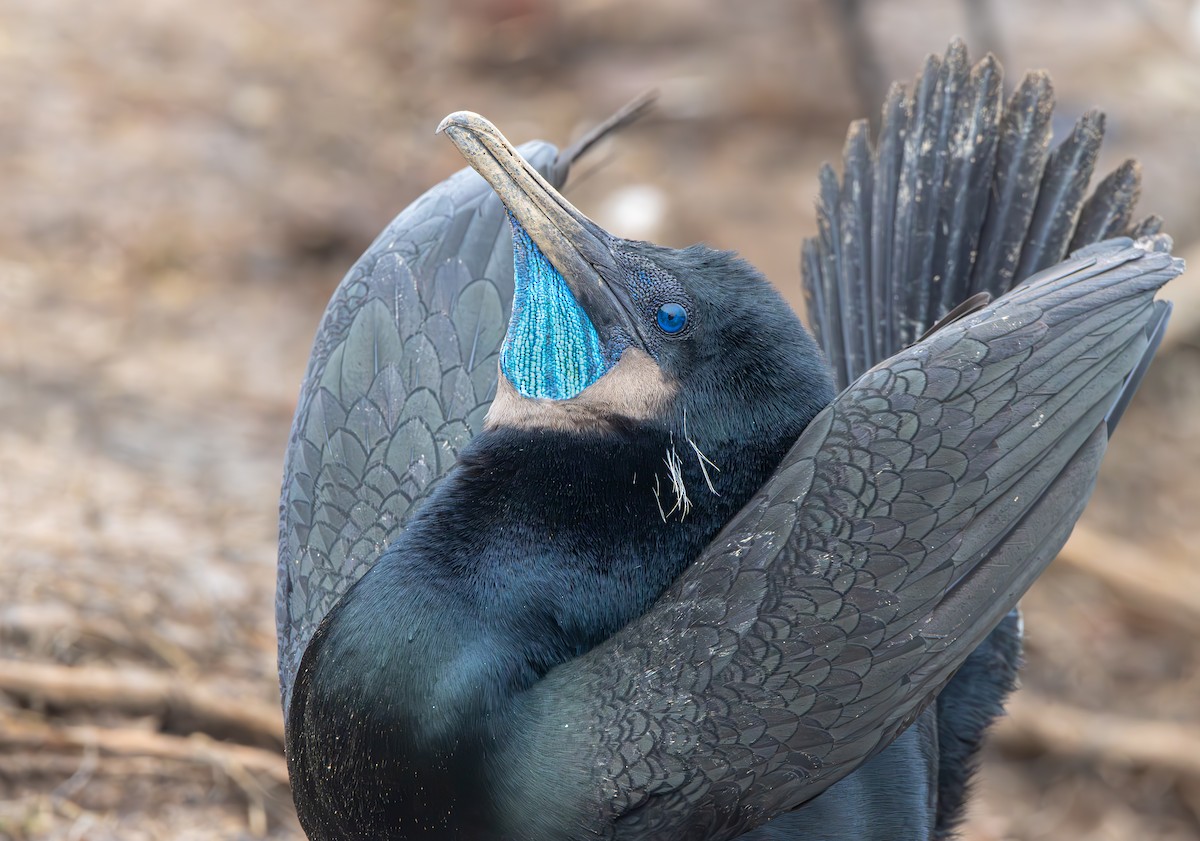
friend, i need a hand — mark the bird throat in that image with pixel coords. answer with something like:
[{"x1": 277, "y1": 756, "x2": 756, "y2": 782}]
[{"x1": 501, "y1": 215, "x2": 609, "y2": 400}]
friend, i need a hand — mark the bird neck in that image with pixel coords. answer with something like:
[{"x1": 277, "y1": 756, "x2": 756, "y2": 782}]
[
  {"x1": 350, "y1": 417, "x2": 798, "y2": 688},
  {"x1": 410, "y1": 423, "x2": 754, "y2": 632}
]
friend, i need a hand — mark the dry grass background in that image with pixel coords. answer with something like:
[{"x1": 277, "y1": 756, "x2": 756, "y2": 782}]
[{"x1": 2, "y1": 0, "x2": 1200, "y2": 838}]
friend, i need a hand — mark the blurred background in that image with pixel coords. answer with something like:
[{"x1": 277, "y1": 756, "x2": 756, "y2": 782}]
[{"x1": 2, "y1": 0, "x2": 1200, "y2": 838}]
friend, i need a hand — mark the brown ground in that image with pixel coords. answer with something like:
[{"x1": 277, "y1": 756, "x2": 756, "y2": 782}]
[{"x1": 2, "y1": 0, "x2": 1200, "y2": 839}]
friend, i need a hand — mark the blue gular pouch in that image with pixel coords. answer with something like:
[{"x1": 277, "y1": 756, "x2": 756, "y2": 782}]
[{"x1": 501, "y1": 213, "x2": 611, "y2": 400}]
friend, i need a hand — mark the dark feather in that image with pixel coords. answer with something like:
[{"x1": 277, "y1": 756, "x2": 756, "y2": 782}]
[
  {"x1": 1069, "y1": 159, "x2": 1143, "y2": 251},
  {"x1": 869, "y1": 82, "x2": 908, "y2": 365},
  {"x1": 1015, "y1": 109, "x2": 1105, "y2": 279},
  {"x1": 917, "y1": 290, "x2": 991, "y2": 341},
  {"x1": 969, "y1": 71, "x2": 1055, "y2": 298},
  {"x1": 935, "y1": 52, "x2": 1003, "y2": 320},
  {"x1": 836, "y1": 122, "x2": 874, "y2": 380}
]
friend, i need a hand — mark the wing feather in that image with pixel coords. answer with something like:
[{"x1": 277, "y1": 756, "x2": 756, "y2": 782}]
[{"x1": 803, "y1": 41, "x2": 1150, "y2": 391}]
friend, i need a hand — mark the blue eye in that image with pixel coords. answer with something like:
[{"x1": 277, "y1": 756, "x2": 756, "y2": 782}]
[{"x1": 656, "y1": 302, "x2": 688, "y2": 334}]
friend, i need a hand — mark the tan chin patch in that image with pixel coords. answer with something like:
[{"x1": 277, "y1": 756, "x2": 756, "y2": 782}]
[{"x1": 484, "y1": 347, "x2": 677, "y2": 433}]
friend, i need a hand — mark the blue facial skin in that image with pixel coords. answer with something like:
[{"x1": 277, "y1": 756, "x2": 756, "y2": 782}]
[{"x1": 501, "y1": 216, "x2": 613, "y2": 400}]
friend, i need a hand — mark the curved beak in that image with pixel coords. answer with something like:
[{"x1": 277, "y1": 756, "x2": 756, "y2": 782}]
[{"x1": 437, "y1": 111, "x2": 647, "y2": 349}]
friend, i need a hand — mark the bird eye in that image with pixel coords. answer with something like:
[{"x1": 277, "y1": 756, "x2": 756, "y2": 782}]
[{"x1": 656, "y1": 302, "x2": 688, "y2": 334}]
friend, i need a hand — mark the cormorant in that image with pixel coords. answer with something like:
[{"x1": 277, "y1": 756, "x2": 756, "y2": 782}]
[{"x1": 278, "y1": 43, "x2": 1181, "y2": 841}]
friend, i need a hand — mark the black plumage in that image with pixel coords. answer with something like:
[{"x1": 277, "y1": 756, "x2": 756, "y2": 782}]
[{"x1": 279, "y1": 42, "x2": 1183, "y2": 841}]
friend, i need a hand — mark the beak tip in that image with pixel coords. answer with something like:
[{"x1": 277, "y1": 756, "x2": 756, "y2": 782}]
[{"x1": 436, "y1": 110, "x2": 490, "y2": 137}]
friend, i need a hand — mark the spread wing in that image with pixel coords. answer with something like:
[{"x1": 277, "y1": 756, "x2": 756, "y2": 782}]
[
  {"x1": 498, "y1": 239, "x2": 1182, "y2": 841},
  {"x1": 798, "y1": 39, "x2": 1170, "y2": 834},
  {"x1": 275, "y1": 140, "x2": 569, "y2": 711}
]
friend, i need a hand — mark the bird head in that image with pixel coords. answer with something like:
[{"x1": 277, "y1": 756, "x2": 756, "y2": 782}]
[{"x1": 438, "y1": 111, "x2": 834, "y2": 461}]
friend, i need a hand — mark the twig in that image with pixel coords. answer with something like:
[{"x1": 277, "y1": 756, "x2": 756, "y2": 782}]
[
  {"x1": 1055, "y1": 525, "x2": 1200, "y2": 633},
  {"x1": 0, "y1": 713, "x2": 289, "y2": 787},
  {"x1": 0, "y1": 752, "x2": 190, "y2": 779},
  {"x1": 992, "y1": 691, "x2": 1200, "y2": 780},
  {"x1": 0, "y1": 605, "x2": 197, "y2": 671},
  {"x1": 0, "y1": 660, "x2": 284, "y2": 750}
]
